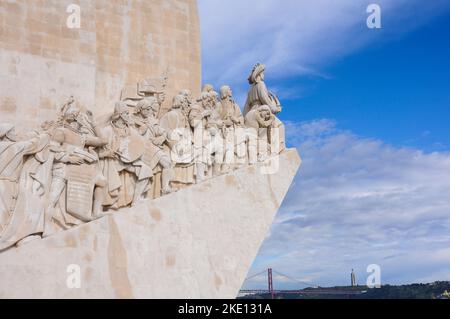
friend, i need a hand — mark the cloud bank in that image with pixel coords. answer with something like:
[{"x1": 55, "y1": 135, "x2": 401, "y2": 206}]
[{"x1": 245, "y1": 120, "x2": 450, "y2": 289}]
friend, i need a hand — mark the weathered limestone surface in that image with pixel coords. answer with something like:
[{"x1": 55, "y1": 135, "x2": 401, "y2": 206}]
[
  {"x1": 0, "y1": 0, "x2": 201, "y2": 129},
  {"x1": 0, "y1": 149, "x2": 301, "y2": 299}
]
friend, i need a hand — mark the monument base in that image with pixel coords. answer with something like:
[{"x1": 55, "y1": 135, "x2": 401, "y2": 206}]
[{"x1": 0, "y1": 149, "x2": 301, "y2": 299}]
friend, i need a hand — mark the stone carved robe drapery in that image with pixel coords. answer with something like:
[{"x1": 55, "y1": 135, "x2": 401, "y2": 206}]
[
  {"x1": 135, "y1": 115, "x2": 168, "y2": 198},
  {"x1": 0, "y1": 134, "x2": 53, "y2": 251},
  {"x1": 44, "y1": 125, "x2": 106, "y2": 235},
  {"x1": 0, "y1": 57, "x2": 289, "y2": 252},
  {"x1": 135, "y1": 116, "x2": 168, "y2": 172},
  {"x1": 160, "y1": 107, "x2": 195, "y2": 187},
  {"x1": 189, "y1": 99, "x2": 225, "y2": 180},
  {"x1": 216, "y1": 98, "x2": 246, "y2": 167},
  {"x1": 243, "y1": 81, "x2": 281, "y2": 116},
  {"x1": 100, "y1": 124, "x2": 153, "y2": 209},
  {"x1": 189, "y1": 103, "x2": 223, "y2": 166}
]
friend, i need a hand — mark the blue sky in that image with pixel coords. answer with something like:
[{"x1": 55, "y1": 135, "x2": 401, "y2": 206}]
[
  {"x1": 279, "y1": 11, "x2": 450, "y2": 152},
  {"x1": 199, "y1": 0, "x2": 450, "y2": 289}
]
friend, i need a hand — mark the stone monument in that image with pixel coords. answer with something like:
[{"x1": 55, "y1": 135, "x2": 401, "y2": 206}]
[{"x1": 0, "y1": 0, "x2": 301, "y2": 299}]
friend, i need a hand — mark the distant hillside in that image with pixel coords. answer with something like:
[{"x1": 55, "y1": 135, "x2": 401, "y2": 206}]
[{"x1": 240, "y1": 281, "x2": 450, "y2": 299}]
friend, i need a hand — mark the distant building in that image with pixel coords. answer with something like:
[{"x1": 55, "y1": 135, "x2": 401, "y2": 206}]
[{"x1": 351, "y1": 269, "x2": 357, "y2": 287}]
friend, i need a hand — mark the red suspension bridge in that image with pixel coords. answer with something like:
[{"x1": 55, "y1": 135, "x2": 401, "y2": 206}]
[{"x1": 239, "y1": 268, "x2": 367, "y2": 299}]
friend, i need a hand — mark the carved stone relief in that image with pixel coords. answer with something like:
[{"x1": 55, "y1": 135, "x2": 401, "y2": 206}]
[{"x1": 0, "y1": 64, "x2": 286, "y2": 252}]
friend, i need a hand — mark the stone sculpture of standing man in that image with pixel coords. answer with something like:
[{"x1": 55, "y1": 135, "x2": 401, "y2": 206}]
[
  {"x1": 134, "y1": 97, "x2": 174, "y2": 196},
  {"x1": 217, "y1": 85, "x2": 246, "y2": 171},
  {"x1": 46, "y1": 99, "x2": 108, "y2": 236}
]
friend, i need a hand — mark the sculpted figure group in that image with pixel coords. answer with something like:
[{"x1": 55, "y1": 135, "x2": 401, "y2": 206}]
[{"x1": 0, "y1": 63, "x2": 286, "y2": 251}]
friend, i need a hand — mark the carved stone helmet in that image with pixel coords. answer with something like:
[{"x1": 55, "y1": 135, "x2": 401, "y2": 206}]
[
  {"x1": 112, "y1": 101, "x2": 130, "y2": 123},
  {"x1": 0, "y1": 123, "x2": 16, "y2": 141},
  {"x1": 248, "y1": 63, "x2": 265, "y2": 84},
  {"x1": 136, "y1": 97, "x2": 159, "y2": 115}
]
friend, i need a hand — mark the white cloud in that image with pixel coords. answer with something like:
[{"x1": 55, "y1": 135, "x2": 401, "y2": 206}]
[
  {"x1": 199, "y1": 0, "x2": 450, "y2": 105},
  {"x1": 245, "y1": 120, "x2": 450, "y2": 289}
]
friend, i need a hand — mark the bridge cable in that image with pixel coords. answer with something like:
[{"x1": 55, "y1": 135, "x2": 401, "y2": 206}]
[
  {"x1": 272, "y1": 270, "x2": 319, "y2": 288},
  {"x1": 243, "y1": 270, "x2": 268, "y2": 282}
]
